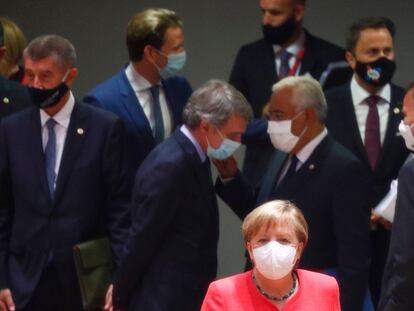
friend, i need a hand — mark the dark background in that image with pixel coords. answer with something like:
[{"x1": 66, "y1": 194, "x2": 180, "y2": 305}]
[{"x1": 4, "y1": 0, "x2": 412, "y2": 276}]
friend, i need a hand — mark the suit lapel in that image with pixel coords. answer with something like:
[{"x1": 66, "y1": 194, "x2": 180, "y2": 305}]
[
  {"x1": 299, "y1": 32, "x2": 317, "y2": 75},
  {"x1": 53, "y1": 102, "x2": 88, "y2": 203},
  {"x1": 118, "y1": 71, "x2": 155, "y2": 146},
  {"x1": 162, "y1": 80, "x2": 177, "y2": 128}
]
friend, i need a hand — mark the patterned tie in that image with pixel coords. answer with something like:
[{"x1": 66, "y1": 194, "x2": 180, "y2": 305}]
[
  {"x1": 45, "y1": 118, "x2": 57, "y2": 195},
  {"x1": 149, "y1": 85, "x2": 164, "y2": 144},
  {"x1": 279, "y1": 49, "x2": 291, "y2": 79},
  {"x1": 364, "y1": 95, "x2": 381, "y2": 170}
]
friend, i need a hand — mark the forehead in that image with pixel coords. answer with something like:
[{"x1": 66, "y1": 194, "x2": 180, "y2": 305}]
[
  {"x1": 270, "y1": 87, "x2": 296, "y2": 110},
  {"x1": 219, "y1": 113, "x2": 247, "y2": 132},
  {"x1": 355, "y1": 28, "x2": 393, "y2": 49},
  {"x1": 260, "y1": 0, "x2": 294, "y2": 10},
  {"x1": 24, "y1": 55, "x2": 63, "y2": 73},
  {"x1": 254, "y1": 220, "x2": 297, "y2": 238},
  {"x1": 162, "y1": 26, "x2": 183, "y2": 44}
]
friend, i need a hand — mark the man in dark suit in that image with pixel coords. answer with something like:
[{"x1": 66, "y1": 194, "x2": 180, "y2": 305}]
[
  {"x1": 110, "y1": 80, "x2": 252, "y2": 311},
  {"x1": 215, "y1": 76, "x2": 371, "y2": 311},
  {"x1": 325, "y1": 17, "x2": 408, "y2": 307},
  {"x1": 230, "y1": 0, "x2": 352, "y2": 187},
  {"x1": 0, "y1": 35, "x2": 129, "y2": 311},
  {"x1": 84, "y1": 8, "x2": 192, "y2": 184},
  {"x1": 0, "y1": 22, "x2": 31, "y2": 118},
  {"x1": 377, "y1": 89, "x2": 414, "y2": 311}
]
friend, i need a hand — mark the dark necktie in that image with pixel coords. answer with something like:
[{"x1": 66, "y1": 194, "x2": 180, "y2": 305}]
[
  {"x1": 283, "y1": 155, "x2": 299, "y2": 182},
  {"x1": 45, "y1": 118, "x2": 57, "y2": 195},
  {"x1": 364, "y1": 95, "x2": 380, "y2": 170},
  {"x1": 279, "y1": 50, "x2": 291, "y2": 79},
  {"x1": 149, "y1": 85, "x2": 164, "y2": 144}
]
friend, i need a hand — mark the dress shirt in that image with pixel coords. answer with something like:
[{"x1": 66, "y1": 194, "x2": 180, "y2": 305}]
[
  {"x1": 40, "y1": 92, "x2": 75, "y2": 188},
  {"x1": 272, "y1": 30, "x2": 305, "y2": 76},
  {"x1": 180, "y1": 125, "x2": 206, "y2": 162},
  {"x1": 350, "y1": 75, "x2": 391, "y2": 144},
  {"x1": 125, "y1": 63, "x2": 172, "y2": 139},
  {"x1": 277, "y1": 128, "x2": 328, "y2": 184}
]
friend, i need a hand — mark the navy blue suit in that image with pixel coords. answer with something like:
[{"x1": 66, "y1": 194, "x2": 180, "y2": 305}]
[
  {"x1": 325, "y1": 83, "x2": 408, "y2": 306},
  {"x1": 0, "y1": 76, "x2": 31, "y2": 118},
  {"x1": 84, "y1": 69, "x2": 192, "y2": 183},
  {"x1": 0, "y1": 102, "x2": 130, "y2": 309},
  {"x1": 113, "y1": 129, "x2": 219, "y2": 311},
  {"x1": 216, "y1": 135, "x2": 371, "y2": 311}
]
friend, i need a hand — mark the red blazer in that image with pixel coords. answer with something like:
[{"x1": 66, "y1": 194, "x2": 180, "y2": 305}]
[{"x1": 201, "y1": 269, "x2": 341, "y2": 311}]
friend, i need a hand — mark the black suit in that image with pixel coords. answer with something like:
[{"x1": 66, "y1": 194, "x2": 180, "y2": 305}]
[
  {"x1": 0, "y1": 76, "x2": 31, "y2": 118},
  {"x1": 378, "y1": 159, "x2": 414, "y2": 311},
  {"x1": 230, "y1": 30, "x2": 352, "y2": 187},
  {"x1": 325, "y1": 83, "x2": 409, "y2": 306},
  {"x1": 113, "y1": 129, "x2": 220, "y2": 311},
  {"x1": 216, "y1": 135, "x2": 371, "y2": 311},
  {"x1": 0, "y1": 102, "x2": 130, "y2": 310}
]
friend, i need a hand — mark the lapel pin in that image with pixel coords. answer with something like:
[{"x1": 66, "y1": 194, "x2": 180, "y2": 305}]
[
  {"x1": 77, "y1": 128, "x2": 84, "y2": 135},
  {"x1": 309, "y1": 164, "x2": 315, "y2": 170},
  {"x1": 3, "y1": 97, "x2": 9, "y2": 104},
  {"x1": 394, "y1": 107, "x2": 400, "y2": 114}
]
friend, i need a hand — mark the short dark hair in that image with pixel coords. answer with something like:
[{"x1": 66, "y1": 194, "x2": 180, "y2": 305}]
[
  {"x1": 346, "y1": 16, "x2": 395, "y2": 53},
  {"x1": 126, "y1": 8, "x2": 182, "y2": 62}
]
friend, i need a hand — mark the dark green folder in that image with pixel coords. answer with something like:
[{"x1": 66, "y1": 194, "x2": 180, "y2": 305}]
[{"x1": 73, "y1": 237, "x2": 114, "y2": 310}]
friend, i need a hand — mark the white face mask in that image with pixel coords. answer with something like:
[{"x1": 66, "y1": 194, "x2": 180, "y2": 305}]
[
  {"x1": 267, "y1": 111, "x2": 306, "y2": 153},
  {"x1": 398, "y1": 120, "x2": 414, "y2": 151},
  {"x1": 252, "y1": 241, "x2": 297, "y2": 280}
]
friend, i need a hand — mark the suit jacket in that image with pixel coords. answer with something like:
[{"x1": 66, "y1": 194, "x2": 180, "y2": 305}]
[
  {"x1": 216, "y1": 135, "x2": 371, "y2": 311},
  {"x1": 325, "y1": 83, "x2": 408, "y2": 208},
  {"x1": 229, "y1": 30, "x2": 351, "y2": 187},
  {"x1": 201, "y1": 269, "x2": 340, "y2": 311},
  {"x1": 84, "y1": 69, "x2": 192, "y2": 183},
  {"x1": 0, "y1": 76, "x2": 31, "y2": 118},
  {"x1": 113, "y1": 129, "x2": 219, "y2": 311},
  {"x1": 0, "y1": 102, "x2": 130, "y2": 309},
  {"x1": 378, "y1": 160, "x2": 414, "y2": 311}
]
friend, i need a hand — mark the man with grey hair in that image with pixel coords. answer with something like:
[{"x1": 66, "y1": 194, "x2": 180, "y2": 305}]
[
  {"x1": 215, "y1": 76, "x2": 371, "y2": 311},
  {"x1": 111, "y1": 79, "x2": 252, "y2": 311},
  {"x1": 0, "y1": 34, "x2": 130, "y2": 311}
]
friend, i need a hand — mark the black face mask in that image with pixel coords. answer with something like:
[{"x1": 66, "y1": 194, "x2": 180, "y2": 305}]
[
  {"x1": 28, "y1": 82, "x2": 69, "y2": 109},
  {"x1": 355, "y1": 57, "x2": 396, "y2": 87},
  {"x1": 262, "y1": 16, "x2": 297, "y2": 45}
]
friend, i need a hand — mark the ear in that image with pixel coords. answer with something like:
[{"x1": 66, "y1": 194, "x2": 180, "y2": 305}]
[
  {"x1": 0, "y1": 46, "x2": 6, "y2": 61},
  {"x1": 143, "y1": 45, "x2": 157, "y2": 63},
  {"x1": 65, "y1": 67, "x2": 78, "y2": 88},
  {"x1": 294, "y1": 4, "x2": 305, "y2": 23},
  {"x1": 246, "y1": 242, "x2": 255, "y2": 266},
  {"x1": 295, "y1": 242, "x2": 304, "y2": 263},
  {"x1": 200, "y1": 119, "x2": 213, "y2": 133},
  {"x1": 345, "y1": 51, "x2": 357, "y2": 70}
]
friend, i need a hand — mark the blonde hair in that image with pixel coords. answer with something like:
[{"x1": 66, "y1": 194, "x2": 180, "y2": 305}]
[
  {"x1": 242, "y1": 200, "x2": 308, "y2": 247},
  {"x1": 0, "y1": 17, "x2": 26, "y2": 78}
]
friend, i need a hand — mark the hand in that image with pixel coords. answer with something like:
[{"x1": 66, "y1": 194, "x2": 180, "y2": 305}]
[
  {"x1": 371, "y1": 211, "x2": 392, "y2": 231},
  {"x1": 212, "y1": 156, "x2": 238, "y2": 178},
  {"x1": 0, "y1": 289, "x2": 15, "y2": 311},
  {"x1": 103, "y1": 284, "x2": 113, "y2": 311}
]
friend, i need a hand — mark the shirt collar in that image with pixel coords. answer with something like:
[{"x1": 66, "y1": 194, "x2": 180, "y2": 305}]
[
  {"x1": 40, "y1": 91, "x2": 75, "y2": 128},
  {"x1": 350, "y1": 75, "x2": 391, "y2": 107},
  {"x1": 272, "y1": 30, "x2": 305, "y2": 57},
  {"x1": 296, "y1": 127, "x2": 328, "y2": 164},
  {"x1": 180, "y1": 125, "x2": 206, "y2": 162},
  {"x1": 125, "y1": 62, "x2": 160, "y2": 92}
]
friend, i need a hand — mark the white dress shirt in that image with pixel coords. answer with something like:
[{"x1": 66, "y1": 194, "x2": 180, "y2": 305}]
[
  {"x1": 350, "y1": 75, "x2": 391, "y2": 144},
  {"x1": 180, "y1": 125, "x2": 206, "y2": 162},
  {"x1": 272, "y1": 30, "x2": 306, "y2": 76},
  {"x1": 40, "y1": 92, "x2": 75, "y2": 189},
  {"x1": 125, "y1": 63, "x2": 172, "y2": 139}
]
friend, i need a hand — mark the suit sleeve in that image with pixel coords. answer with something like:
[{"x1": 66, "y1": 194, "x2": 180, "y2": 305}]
[
  {"x1": 378, "y1": 163, "x2": 414, "y2": 311},
  {"x1": 201, "y1": 282, "x2": 225, "y2": 311},
  {"x1": 0, "y1": 121, "x2": 12, "y2": 289},
  {"x1": 112, "y1": 159, "x2": 186, "y2": 309},
  {"x1": 332, "y1": 159, "x2": 371, "y2": 311},
  {"x1": 102, "y1": 119, "x2": 131, "y2": 265}
]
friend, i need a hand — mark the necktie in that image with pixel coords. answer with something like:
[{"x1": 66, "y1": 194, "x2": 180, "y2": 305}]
[
  {"x1": 364, "y1": 95, "x2": 380, "y2": 170},
  {"x1": 45, "y1": 118, "x2": 57, "y2": 195},
  {"x1": 283, "y1": 155, "x2": 299, "y2": 183},
  {"x1": 149, "y1": 85, "x2": 164, "y2": 144},
  {"x1": 279, "y1": 50, "x2": 291, "y2": 79}
]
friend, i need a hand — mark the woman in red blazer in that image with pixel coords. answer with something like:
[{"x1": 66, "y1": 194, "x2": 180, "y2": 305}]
[{"x1": 201, "y1": 200, "x2": 341, "y2": 311}]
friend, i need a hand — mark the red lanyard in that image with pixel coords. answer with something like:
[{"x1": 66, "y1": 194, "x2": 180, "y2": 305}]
[{"x1": 288, "y1": 47, "x2": 305, "y2": 76}]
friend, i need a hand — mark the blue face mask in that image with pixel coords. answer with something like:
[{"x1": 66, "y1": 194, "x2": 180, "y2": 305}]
[
  {"x1": 206, "y1": 128, "x2": 241, "y2": 160},
  {"x1": 157, "y1": 50, "x2": 187, "y2": 80}
]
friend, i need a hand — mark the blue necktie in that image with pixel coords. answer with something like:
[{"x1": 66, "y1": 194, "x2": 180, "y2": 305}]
[
  {"x1": 279, "y1": 49, "x2": 291, "y2": 79},
  {"x1": 45, "y1": 118, "x2": 57, "y2": 195},
  {"x1": 149, "y1": 85, "x2": 164, "y2": 144}
]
